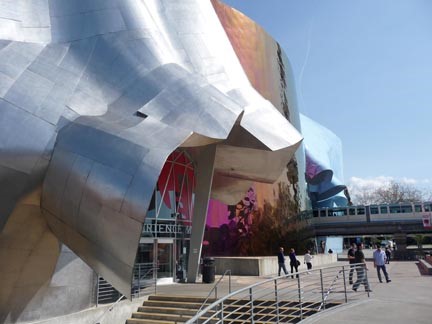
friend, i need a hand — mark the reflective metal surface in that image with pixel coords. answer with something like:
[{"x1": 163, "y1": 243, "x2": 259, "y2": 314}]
[
  {"x1": 0, "y1": 0, "x2": 302, "y2": 298},
  {"x1": 211, "y1": 0, "x2": 306, "y2": 208},
  {"x1": 300, "y1": 114, "x2": 347, "y2": 207}
]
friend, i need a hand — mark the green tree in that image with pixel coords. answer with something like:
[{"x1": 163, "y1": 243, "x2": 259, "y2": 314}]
[{"x1": 414, "y1": 234, "x2": 424, "y2": 249}]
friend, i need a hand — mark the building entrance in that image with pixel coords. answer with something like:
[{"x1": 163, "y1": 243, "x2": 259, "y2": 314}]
[
  {"x1": 138, "y1": 237, "x2": 190, "y2": 282},
  {"x1": 139, "y1": 238, "x2": 174, "y2": 281}
]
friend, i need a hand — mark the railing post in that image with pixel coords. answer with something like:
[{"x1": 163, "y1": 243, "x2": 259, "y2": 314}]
[
  {"x1": 96, "y1": 275, "x2": 100, "y2": 307},
  {"x1": 249, "y1": 287, "x2": 254, "y2": 324},
  {"x1": 297, "y1": 274, "x2": 303, "y2": 320},
  {"x1": 220, "y1": 300, "x2": 224, "y2": 324},
  {"x1": 274, "y1": 279, "x2": 279, "y2": 323},
  {"x1": 365, "y1": 266, "x2": 370, "y2": 298},
  {"x1": 319, "y1": 269, "x2": 325, "y2": 310},
  {"x1": 138, "y1": 265, "x2": 141, "y2": 298},
  {"x1": 228, "y1": 270, "x2": 231, "y2": 294},
  {"x1": 154, "y1": 267, "x2": 157, "y2": 295},
  {"x1": 342, "y1": 265, "x2": 348, "y2": 303},
  {"x1": 215, "y1": 286, "x2": 218, "y2": 299}
]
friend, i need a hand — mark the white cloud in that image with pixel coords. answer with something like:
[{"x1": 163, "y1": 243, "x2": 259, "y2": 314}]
[
  {"x1": 347, "y1": 176, "x2": 432, "y2": 192},
  {"x1": 348, "y1": 176, "x2": 393, "y2": 192}
]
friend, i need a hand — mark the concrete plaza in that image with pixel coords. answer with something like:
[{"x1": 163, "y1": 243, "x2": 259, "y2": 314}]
[
  {"x1": 302, "y1": 261, "x2": 432, "y2": 324},
  {"x1": 154, "y1": 260, "x2": 431, "y2": 324}
]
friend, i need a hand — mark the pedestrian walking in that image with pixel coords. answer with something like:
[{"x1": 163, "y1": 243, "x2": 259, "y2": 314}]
[
  {"x1": 385, "y1": 247, "x2": 391, "y2": 264},
  {"x1": 347, "y1": 242, "x2": 356, "y2": 284},
  {"x1": 304, "y1": 250, "x2": 313, "y2": 274},
  {"x1": 289, "y1": 248, "x2": 299, "y2": 278},
  {"x1": 277, "y1": 247, "x2": 289, "y2": 276},
  {"x1": 373, "y1": 245, "x2": 391, "y2": 283},
  {"x1": 352, "y1": 243, "x2": 372, "y2": 292}
]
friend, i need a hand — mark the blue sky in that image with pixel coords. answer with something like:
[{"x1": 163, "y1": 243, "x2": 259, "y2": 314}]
[{"x1": 223, "y1": 0, "x2": 432, "y2": 192}]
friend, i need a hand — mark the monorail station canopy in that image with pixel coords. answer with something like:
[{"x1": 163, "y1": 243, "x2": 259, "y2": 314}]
[{"x1": 0, "y1": 1, "x2": 307, "y2": 318}]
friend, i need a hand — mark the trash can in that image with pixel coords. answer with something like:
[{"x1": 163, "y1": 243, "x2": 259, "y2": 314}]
[{"x1": 202, "y1": 257, "x2": 215, "y2": 283}]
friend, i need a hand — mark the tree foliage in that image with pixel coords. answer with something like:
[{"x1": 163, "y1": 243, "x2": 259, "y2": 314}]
[{"x1": 351, "y1": 180, "x2": 428, "y2": 205}]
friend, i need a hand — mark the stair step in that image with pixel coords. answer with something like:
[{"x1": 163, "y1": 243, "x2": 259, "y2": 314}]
[
  {"x1": 142, "y1": 299, "x2": 210, "y2": 309},
  {"x1": 131, "y1": 310, "x2": 311, "y2": 323},
  {"x1": 140, "y1": 300, "x2": 319, "y2": 316},
  {"x1": 127, "y1": 315, "x2": 304, "y2": 324},
  {"x1": 132, "y1": 311, "x2": 193, "y2": 322},
  {"x1": 146, "y1": 294, "x2": 342, "y2": 308},
  {"x1": 145, "y1": 295, "x2": 338, "y2": 310},
  {"x1": 126, "y1": 295, "x2": 342, "y2": 324},
  {"x1": 126, "y1": 319, "x2": 177, "y2": 324},
  {"x1": 138, "y1": 306, "x2": 214, "y2": 316},
  {"x1": 147, "y1": 295, "x2": 216, "y2": 303}
]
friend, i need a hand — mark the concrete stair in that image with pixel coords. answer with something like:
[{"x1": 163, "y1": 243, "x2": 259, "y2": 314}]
[{"x1": 126, "y1": 295, "x2": 342, "y2": 323}]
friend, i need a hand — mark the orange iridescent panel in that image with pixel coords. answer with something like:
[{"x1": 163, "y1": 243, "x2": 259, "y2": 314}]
[
  {"x1": 205, "y1": 1, "x2": 301, "y2": 257},
  {"x1": 211, "y1": 0, "x2": 284, "y2": 114}
]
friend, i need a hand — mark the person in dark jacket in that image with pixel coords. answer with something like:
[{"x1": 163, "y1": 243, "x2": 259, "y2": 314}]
[
  {"x1": 385, "y1": 247, "x2": 391, "y2": 264},
  {"x1": 289, "y1": 248, "x2": 299, "y2": 278},
  {"x1": 347, "y1": 242, "x2": 357, "y2": 284},
  {"x1": 277, "y1": 247, "x2": 289, "y2": 276},
  {"x1": 352, "y1": 243, "x2": 372, "y2": 292}
]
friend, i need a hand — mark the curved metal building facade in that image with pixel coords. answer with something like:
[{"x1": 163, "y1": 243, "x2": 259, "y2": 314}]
[
  {"x1": 0, "y1": 0, "x2": 303, "y2": 314},
  {"x1": 0, "y1": 1, "x2": 345, "y2": 322},
  {"x1": 300, "y1": 114, "x2": 348, "y2": 208}
]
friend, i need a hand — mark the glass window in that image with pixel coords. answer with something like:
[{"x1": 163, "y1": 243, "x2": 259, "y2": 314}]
[
  {"x1": 143, "y1": 150, "x2": 195, "y2": 238},
  {"x1": 331, "y1": 208, "x2": 347, "y2": 216},
  {"x1": 349, "y1": 208, "x2": 356, "y2": 215},
  {"x1": 380, "y1": 206, "x2": 388, "y2": 214},
  {"x1": 424, "y1": 204, "x2": 431, "y2": 212},
  {"x1": 389, "y1": 205, "x2": 401, "y2": 213},
  {"x1": 313, "y1": 210, "x2": 318, "y2": 217},
  {"x1": 357, "y1": 208, "x2": 365, "y2": 215},
  {"x1": 370, "y1": 206, "x2": 379, "y2": 214},
  {"x1": 401, "y1": 205, "x2": 412, "y2": 213},
  {"x1": 320, "y1": 209, "x2": 327, "y2": 217},
  {"x1": 415, "y1": 204, "x2": 422, "y2": 212}
]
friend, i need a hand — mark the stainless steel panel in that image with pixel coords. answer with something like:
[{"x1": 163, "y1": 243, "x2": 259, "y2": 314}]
[
  {"x1": 0, "y1": 99, "x2": 55, "y2": 174},
  {"x1": 0, "y1": 71, "x2": 14, "y2": 97},
  {"x1": 0, "y1": 0, "x2": 304, "y2": 299},
  {"x1": 4, "y1": 70, "x2": 55, "y2": 115},
  {"x1": 0, "y1": 42, "x2": 44, "y2": 79},
  {"x1": 60, "y1": 155, "x2": 93, "y2": 229},
  {"x1": 42, "y1": 149, "x2": 77, "y2": 218}
]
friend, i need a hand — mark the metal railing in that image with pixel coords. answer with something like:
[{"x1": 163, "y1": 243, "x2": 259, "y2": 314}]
[
  {"x1": 96, "y1": 263, "x2": 159, "y2": 306},
  {"x1": 94, "y1": 264, "x2": 158, "y2": 324},
  {"x1": 94, "y1": 294, "x2": 125, "y2": 324},
  {"x1": 186, "y1": 263, "x2": 370, "y2": 324},
  {"x1": 96, "y1": 277, "x2": 122, "y2": 306},
  {"x1": 196, "y1": 269, "x2": 232, "y2": 315},
  {"x1": 131, "y1": 263, "x2": 159, "y2": 298}
]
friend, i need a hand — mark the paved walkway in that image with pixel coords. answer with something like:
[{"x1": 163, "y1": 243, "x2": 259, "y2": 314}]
[
  {"x1": 153, "y1": 261, "x2": 431, "y2": 323},
  {"x1": 302, "y1": 261, "x2": 432, "y2": 324}
]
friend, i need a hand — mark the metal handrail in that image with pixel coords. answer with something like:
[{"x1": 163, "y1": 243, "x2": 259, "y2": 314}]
[
  {"x1": 317, "y1": 268, "x2": 344, "y2": 311},
  {"x1": 196, "y1": 269, "x2": 232, "y2": 315},
  {"x1": 186, "y1": 263, "x2": 370, "y2": 324},
  {"x1": 94, "y1": 294, "x2": 125, "y2": 324},
  {"x1": 318, "y1": 263, "x2": 369, "y2": 311},
  {"x1": 94, "y1": 266, "x2": 159, "y2": 323},
  {"x1": 131, "y1": 266, "x2": 159, "y2": 298},
  {"x1": 96, "y1": 276, "x2": 122, "y2": 306}
]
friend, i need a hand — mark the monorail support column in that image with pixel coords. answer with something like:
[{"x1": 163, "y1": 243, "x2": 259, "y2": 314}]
[
  {"x1": 187, "y1": 144, "x2": 216, "y2": 283},
  {"x1": 393, "y1": 233, "x2": 407, "y2": 252}
]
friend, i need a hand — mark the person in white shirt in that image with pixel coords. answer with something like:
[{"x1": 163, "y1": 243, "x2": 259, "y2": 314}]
[
  {"x1": 373, "y1": 245, "x2": 391, "y2": 283},
  {"x1": 304, "y1": 250, "x2": 313, "y2": 273}
]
